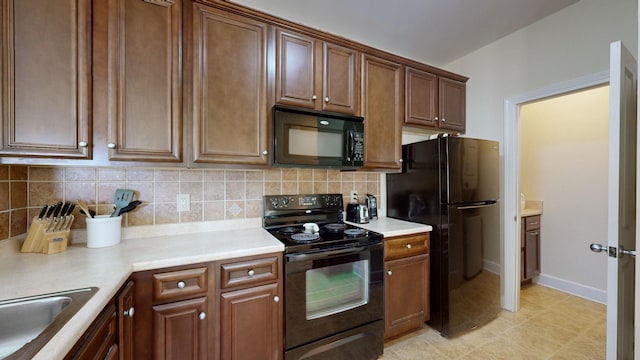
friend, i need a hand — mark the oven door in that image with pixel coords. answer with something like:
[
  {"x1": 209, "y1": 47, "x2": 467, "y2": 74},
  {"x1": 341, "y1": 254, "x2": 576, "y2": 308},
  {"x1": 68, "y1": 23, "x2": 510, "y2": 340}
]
[{"x1": 284, "y1": 240, "x2": 384, "y2": 350}]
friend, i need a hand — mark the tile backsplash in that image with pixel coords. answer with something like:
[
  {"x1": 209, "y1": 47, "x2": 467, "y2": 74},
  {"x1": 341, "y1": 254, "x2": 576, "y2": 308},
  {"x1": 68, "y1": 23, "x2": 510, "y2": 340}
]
[{"x1": 0, "y1": 165, "x2": 380, "y2": 241}]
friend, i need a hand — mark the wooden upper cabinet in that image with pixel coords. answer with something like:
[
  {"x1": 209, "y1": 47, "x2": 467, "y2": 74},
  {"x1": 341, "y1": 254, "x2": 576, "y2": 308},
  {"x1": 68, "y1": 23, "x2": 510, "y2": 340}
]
[
  {"x1": 361, "y1": 54, "x2": 403, "y2": 170},
  {"x1": 405, "y1": 66, "x2": 466, "y2": 133},
  {"x1": 0, "y1": 0, "x2": 91, "y2": 158},
  {"x1": 191, "y1": 3, "x2": 269, "y2": 165},
  {"x1": 438, "y1": 77, "x2": 466, "y2": 132},
  {"x1": 405, "y1": 67, "x2": 437, "y2": 127},
  {"x1": 105, "y1": 0, "x2": 182, "y2": 162},
  {"x1": 276, "y1": 28, "x2": 359, "y2": 114}
]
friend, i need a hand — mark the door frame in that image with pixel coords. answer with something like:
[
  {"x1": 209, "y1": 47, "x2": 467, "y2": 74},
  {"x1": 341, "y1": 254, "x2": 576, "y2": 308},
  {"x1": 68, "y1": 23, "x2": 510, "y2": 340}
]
[{"x1": 502, "y1": 70, "x2": 609, "y2": 312}]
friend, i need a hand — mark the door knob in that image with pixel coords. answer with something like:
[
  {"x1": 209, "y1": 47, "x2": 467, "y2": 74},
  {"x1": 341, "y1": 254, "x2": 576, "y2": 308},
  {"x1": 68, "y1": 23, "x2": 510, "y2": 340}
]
[
  {"x1": 590, "y1": 243, "x2": 607, "y2": 254},
  {"x1": 620, "y1": 246, "x2": 636, "y2": 258}
]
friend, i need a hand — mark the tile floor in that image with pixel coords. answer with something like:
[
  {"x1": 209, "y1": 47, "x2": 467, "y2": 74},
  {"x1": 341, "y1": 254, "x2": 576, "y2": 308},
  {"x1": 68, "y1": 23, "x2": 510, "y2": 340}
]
[{"x1": 381, "y1": 284, "x2": 606, "y2": 359}]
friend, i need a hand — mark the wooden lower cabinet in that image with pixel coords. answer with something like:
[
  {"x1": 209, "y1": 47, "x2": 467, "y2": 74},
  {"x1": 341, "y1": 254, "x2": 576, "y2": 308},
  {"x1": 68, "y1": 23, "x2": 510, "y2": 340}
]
[
  {"x1": 521, "y1": 215, "x2": 541, "y2": 284},
  {"x1": 220, "y1": 283, "x2": 280, "y2": 360},
  {"x1": 153, "y1": 297, "x2": 209, "y2": 359},
  {"x1": 383, "y1": 233, "x2": 430, "y2": 340},
  {"x1": 66, "y1": 280, "x2": 134, "y2": 360},
  {"x1": 130, "y1": 253, "x2": 282, "y2": 359}
]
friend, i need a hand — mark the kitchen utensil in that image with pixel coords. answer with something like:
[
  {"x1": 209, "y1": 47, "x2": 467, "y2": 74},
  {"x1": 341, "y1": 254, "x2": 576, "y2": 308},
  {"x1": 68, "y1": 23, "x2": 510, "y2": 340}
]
[
  {"x1": 76, "y1": 200, "x2": 93, "y2": 218},
  {"x1": 303, "y1": 223, "x2": 319, "y2": 234},
  {"x1": 47, "y1": 202, "x2": 63, "y2": 232},
  {"x1": 117, "y1": 200, "x2": 143, "y2": 216},
  {"x1": 37, "y1": 205, "x2": 48, "y2": 220},
  {"x1": 111, "y1": 189, "x2": 134, "y2": 217}
]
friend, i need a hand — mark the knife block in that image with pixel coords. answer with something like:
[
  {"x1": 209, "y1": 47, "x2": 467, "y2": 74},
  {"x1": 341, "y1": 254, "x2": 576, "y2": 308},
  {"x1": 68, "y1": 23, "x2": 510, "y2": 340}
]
[{"x1": 21, "y1": 216, "x2": 73, "y2": 254}]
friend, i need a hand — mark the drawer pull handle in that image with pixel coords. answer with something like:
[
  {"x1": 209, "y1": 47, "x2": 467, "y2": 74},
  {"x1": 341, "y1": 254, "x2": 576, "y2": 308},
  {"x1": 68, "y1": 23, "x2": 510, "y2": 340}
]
[
  {"x1": 529, "y1": 222, "x2": 539, "y2": 225},
  {"x1": 406, "y1": 244, "x2": 412, "y2": 249},
  {"x1": 177, "y1": 281, "x2": 186, "y2": 289},
  {"x1": 274, "y1": 296, "x2": 280, "y2": 303},
  {"x1": 528, "y1": 231, "x2": 539, "y2": 236},
  {"x1": 247, "y1": 269, "x2": 255, "y2": 277},
  {"x1": 387, "y1": 270, "x2": 392, "y2": 276},
  {"x1": 199, "y1": 312, "x2": 206, "y2": 320},
  {"x1": 123, "y1": 307, "x2": 135, "y2": 318}
]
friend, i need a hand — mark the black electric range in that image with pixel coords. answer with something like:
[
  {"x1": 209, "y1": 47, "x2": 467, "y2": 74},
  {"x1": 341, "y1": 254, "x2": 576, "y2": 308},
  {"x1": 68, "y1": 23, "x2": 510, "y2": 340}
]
[{"x1": 262, "y1": 193, "x2": 383, "y2": 253}]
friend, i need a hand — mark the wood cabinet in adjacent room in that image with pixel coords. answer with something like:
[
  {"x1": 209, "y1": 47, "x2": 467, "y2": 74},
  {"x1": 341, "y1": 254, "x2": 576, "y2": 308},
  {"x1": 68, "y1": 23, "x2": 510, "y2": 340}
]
[
  {"x1": 521, "y1": 215, "x2": 541, "y2": 284},
  {"x1": 275, "y1": 28, "x2": 359, "y2": 115},
  {"x1": 189, "y1": 3, "x2": 269, "y2": 166},
  {"x1": 405, "y1": 67, "x2": 466, "y2": 133},
  {"x1": 0, "y1": 0, "x2": 91, "y2": 158},
  {"x1": 383, "y1": 232, "x2": 430, "y2": 340},
  {"x1": 361, "y1": 54, "x2": 404, "y2": 170}
]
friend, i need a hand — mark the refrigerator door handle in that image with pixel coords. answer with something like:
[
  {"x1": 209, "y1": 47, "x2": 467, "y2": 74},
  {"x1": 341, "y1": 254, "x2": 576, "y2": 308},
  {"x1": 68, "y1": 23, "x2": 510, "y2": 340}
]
[{"x1": 454, "y1": 202, "x2": 497, "y2": 210}]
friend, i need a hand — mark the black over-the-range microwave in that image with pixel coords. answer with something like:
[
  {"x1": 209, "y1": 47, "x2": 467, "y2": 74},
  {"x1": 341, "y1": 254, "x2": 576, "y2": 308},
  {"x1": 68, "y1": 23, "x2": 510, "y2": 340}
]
[{"x1": 273, "y1": 105, "x2": 364, "y2": 170}]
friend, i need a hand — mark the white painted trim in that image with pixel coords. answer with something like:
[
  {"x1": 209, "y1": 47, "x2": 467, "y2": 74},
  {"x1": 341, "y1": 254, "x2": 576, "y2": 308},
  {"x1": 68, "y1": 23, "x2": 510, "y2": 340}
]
[
  {"x1": 483, "y1": 259, "x2": 501, "y2": 275},
  {"x1": 502, "y1": 70, "x2": 609, "y2": 313},
  {"x1": 535, "y1": 274, "x2": 607, "y2": 304}
]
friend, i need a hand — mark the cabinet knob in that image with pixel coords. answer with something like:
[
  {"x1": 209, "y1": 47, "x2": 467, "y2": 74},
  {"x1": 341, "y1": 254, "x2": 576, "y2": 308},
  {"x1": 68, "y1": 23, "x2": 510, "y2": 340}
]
[
  {"x1": 262, "y1": 150, "x2": 268, "y2": 155},
  {"x1": 177, "y1": 281, "x2": 186, "y2": 289},
  {"x1": 123, "y1": 307, "x2": 135, "y2": 318},
  {"x1": 324, "y1": 97, "x2": 330, "y2": 102},
  {"x1": 199, "y1": 312, "x2": 206, "y2": 320},
  {"x1": 406, "y1": 243, "x2": 412, "y2": 249},
  {"x1": 78, "y1": 141, "x2": 88, "y2": 148},
  {"x1": 399, "y1": 159, "x2": 403, "y2": 163},
  {"x1": 387, "y1": 270, "x2": 392, "y2": 276},
  {"x1": 311, "y1": 95, "x2": 317, "y2": 100},
  {"x1": 274, "y1": 296, "x2": 280, "y2": 303},
  {"x1": 247, "y1": 269, "x2": 255, "y2": 277},
  {"x1": 434, "y1": 116, "x2": 439, "y2": 121},
  {"x1": 441, "y1": 118, "x2": 446, "y2": 122},
  {"x1": 107, "y1": 143, "x2": 116, "y2": 149}
]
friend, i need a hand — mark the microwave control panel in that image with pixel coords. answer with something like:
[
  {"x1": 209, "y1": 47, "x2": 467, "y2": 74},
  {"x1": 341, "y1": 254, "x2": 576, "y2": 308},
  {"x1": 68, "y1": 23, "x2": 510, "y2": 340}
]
[{"x1": 351, "y1": 132, "x2": 364, "y2": 164}]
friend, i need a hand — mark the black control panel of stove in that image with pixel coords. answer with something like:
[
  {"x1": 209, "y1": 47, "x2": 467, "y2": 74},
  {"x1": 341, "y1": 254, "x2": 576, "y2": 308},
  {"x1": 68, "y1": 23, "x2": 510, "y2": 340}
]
[{"x1": 265, "y1": 194, "x2": 343, "y2": 210}]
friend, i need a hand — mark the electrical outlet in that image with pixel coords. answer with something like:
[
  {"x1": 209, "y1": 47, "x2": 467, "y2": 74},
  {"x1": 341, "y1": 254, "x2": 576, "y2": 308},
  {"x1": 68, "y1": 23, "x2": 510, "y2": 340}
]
[
  {"x1": 177, "y1": 194, "x2": 190, "y2": 212},
  {"x1": 350, "y1": 190, "x2": 358, "y2": 203}
]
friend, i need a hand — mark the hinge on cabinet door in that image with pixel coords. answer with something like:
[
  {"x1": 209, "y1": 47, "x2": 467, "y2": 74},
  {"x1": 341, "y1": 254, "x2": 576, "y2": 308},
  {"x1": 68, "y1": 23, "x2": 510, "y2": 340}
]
[{"x1": 143, "y1": 0, "x2": 174, "y2": 7}]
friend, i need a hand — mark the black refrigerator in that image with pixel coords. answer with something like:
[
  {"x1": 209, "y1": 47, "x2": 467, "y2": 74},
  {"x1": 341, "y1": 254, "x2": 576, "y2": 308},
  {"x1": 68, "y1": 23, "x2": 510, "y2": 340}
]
[{"x1": 386, "y1": 136, "x2": 501, "y2": 338}]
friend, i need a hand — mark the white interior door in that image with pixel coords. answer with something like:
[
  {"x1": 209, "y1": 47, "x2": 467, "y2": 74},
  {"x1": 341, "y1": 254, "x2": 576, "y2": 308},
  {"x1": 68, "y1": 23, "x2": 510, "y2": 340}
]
[{"x1": 605, "y1": 40, "x2": 637, "y2": 360}]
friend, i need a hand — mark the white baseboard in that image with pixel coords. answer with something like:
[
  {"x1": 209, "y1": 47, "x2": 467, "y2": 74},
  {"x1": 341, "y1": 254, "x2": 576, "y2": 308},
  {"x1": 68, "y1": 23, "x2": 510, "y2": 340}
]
[
  {"x1": 481, "y1": 260, "x2": 607, "y2": 305},
  {"x1": 534, "y1": 273, "x2": 606, "y2": 304}
]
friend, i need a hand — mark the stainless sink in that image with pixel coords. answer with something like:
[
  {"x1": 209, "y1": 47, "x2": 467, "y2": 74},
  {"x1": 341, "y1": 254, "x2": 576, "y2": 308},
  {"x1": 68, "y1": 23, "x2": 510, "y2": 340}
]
[{"x1": 0, "y1": 287, "x2": 98, "y2": 360}]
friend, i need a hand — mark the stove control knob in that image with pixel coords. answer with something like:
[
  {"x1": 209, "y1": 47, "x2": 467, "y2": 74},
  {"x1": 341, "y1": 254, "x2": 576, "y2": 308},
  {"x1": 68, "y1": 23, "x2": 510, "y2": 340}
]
[
  {"x1": 281, "y1": 197, "x2": 289, "y2": 206},
  {"x1": 271, "y1": 198, "x2": 279, "y2": 208}
]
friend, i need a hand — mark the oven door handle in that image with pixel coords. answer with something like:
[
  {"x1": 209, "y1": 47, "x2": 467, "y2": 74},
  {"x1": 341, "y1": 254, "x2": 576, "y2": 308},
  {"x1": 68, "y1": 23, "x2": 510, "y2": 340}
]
[{"x1": 287, "y1": 245, "x2": 375, "y2": 262}]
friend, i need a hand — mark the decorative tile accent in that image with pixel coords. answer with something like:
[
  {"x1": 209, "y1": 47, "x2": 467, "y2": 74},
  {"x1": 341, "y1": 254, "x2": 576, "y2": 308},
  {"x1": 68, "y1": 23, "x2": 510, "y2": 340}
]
[{"x1": 0, "y1": 165, "x2": 382, "y2": 241}]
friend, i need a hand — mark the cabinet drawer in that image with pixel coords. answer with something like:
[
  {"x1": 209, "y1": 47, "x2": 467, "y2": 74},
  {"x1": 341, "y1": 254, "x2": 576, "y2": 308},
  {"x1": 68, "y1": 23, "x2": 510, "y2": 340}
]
[
  {"x1": 220, "y1": 256, "x2": 279, "y2": 290},
  {"x1": 152, "y1": 267, "x2": 208, "y2": 303},
  {"x1": 385, "y1": 233, "x2": 429, "y2": 260},
  {"x1": 524, "y1": 216, "x2": 541, "y2": 231}
]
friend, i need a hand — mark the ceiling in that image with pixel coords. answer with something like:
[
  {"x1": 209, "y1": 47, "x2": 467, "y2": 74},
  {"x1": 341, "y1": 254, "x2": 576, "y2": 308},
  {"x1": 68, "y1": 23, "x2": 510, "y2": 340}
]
[{"x1": 233, "y1": 0, "x2": 580, "y2": 66}]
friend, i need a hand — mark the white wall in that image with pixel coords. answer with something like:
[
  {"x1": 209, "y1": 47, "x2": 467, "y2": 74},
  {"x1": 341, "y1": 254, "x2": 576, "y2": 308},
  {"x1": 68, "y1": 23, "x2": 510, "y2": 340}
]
[{"x1": 520, "y1": 86, "x2": 609, "y2": 293}]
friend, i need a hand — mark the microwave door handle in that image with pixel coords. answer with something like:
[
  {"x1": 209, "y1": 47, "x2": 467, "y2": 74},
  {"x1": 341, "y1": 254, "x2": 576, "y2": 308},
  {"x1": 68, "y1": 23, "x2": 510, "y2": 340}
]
[{"x1": 346, "y1": 131, "x2": 354, "y2": 162}]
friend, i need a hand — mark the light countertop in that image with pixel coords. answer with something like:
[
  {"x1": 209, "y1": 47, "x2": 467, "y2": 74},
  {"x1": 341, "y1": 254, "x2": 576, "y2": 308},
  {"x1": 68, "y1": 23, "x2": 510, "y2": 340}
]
[
  {"x1": 2, "y1": 216, "x2": 431, "y2": 359},
  {"x1": 521, "y1": 208, "x2": 543, "y2": 217},
  {"x1": 346, "y1": 216, "x2": 432, "y2": 237},
  {"x1": 0, "y1": 219, "x2": 283, "y2": 360}
]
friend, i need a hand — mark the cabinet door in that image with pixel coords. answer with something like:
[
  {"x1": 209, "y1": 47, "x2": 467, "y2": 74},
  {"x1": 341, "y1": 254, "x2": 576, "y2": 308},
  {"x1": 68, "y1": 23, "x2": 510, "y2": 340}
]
[
  {"x1": 66, "y1": 304, "x2": 118, "y2": 360},
  {"x1": 405, "y1": 67, "x2": 437, "y2": 127},
  {"x1": 153, "y1": 297, "x2": 208, "y2": 360},
  {"x1": 361, "y1": 54, "x2": 403, "y2": 170},
  {"x1": 117, "y1": 280, "x2": 135, "y2": 360},
  {"x1": 192, "y1": 4, "x2": 268, "y2": 165},
  {"x1": 438, "y1": 77, "x2": 466, "y2": 132},
  {"x1": 220, "y1": 283, "x2": 282, "y2": 360},
  {"x1": 275, "y1": 28, "x2": 317, "y2": 109},
  {"x1": 322, "y1": 42, "x2": 358, "y2": 114},
  {"x1": 524, "y1": 230, "x2": 541, "y2": 280},
  {"x1": 0, "y1": 0, "x2": 91, "y2": 158},
  {"x1": 105, "y1": 0, "x2": 182, "y2": 162},
  {"x1": 384, "y1": 254, "x2": 429, "y2": 340}
]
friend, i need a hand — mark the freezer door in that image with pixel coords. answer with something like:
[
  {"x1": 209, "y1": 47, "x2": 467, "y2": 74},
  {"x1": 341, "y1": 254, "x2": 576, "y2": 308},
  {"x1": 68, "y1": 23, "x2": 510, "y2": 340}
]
[{"x1": 445, "y1": 138, "x2": 499, "y2": 204}]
